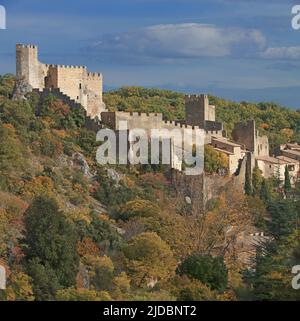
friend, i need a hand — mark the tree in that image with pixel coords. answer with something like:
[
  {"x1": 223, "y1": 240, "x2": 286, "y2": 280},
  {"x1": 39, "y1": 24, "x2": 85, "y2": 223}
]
[
  {"x1": 24, "y1": 196, "x2": 79, "y2": 299},
  {"x1": 56, "y1": 288, "x2": 111, "y2": 301},
  {"x1": 169, "y1": 275, "x2": 215, "y2": 301},
  {"x1": 284, "y1": 165, "x2": 291, "y2": 194},
  {"x1": 252, "y1": 166, "x2": 263, "y2": 196},
  {"x1": 267, "y1": 199, "x2": 298, "y2": 240},
  {"x1": 123, "y1": 232, "x2": 177, "y2": 287},
  {"x1": 117, "y1": 199, "x2": 160, "y2": 221},
  {"x1": 245, "y1": 171, "x2": 252, "y2": 196},
  {"x1": 260, "y1": 179, "x2": 273, "y2": 204},
  {"x1": 204, "y1": 145, "x2": 228, "y2": 174},
  {"x1": 2, "y1": 272, "x2": 34, "y2": 301},
  {"x1": 81, "y1": 254, "x2": 116, "y2": 292},
  {"x1": 178, "y1": 254, "x2": 228, "y2": 292},
  {"x1": 248, "y1": 231, "x2": 300, "y2": 300},
  {"x1": 0, "y1": 123, "x2": 25, "y2": 173}
]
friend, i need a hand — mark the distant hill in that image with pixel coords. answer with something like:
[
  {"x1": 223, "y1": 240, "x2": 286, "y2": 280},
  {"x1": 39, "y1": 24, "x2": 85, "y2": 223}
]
[{"x1": 104, "y1": 86, "x2": 300, "y2": 153}]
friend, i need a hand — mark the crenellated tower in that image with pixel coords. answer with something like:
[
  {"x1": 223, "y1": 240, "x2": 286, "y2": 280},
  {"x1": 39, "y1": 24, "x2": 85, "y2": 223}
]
[{"x1": 15, "y1": 44, "x2": 106, "y2": 119}]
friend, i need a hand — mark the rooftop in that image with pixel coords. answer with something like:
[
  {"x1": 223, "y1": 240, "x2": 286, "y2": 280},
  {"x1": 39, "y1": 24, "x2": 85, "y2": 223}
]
[
  {"x1": 212, "y1": 136, "x2": 243, "y2": 148},
  {"x1": 283, "y1": 149, "x2": 300, "y2": 157},
  {"x1": 276, "y1": 156, "x2": 299, "y2": 164}
]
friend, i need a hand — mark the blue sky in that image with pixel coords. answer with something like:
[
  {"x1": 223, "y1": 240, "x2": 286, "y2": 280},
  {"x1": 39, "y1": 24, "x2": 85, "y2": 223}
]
[{"x1": 0, "y1": 0, "x2": 300, "y2": 108}]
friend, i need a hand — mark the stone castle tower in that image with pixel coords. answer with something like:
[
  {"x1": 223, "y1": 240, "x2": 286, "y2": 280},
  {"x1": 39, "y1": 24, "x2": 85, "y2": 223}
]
[
  {"x1": 185, "y1": 94, "x2": 216, "y2": 127},
  {"x1": 15, "y1": 44, "x2": 106, "y2": 119}
]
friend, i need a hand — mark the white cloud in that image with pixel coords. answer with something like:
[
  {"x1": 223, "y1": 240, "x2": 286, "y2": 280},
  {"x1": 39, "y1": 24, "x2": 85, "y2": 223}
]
[
  {"x1": 261, "y1": 47, "x2": 300, "y2": 60},
  {"x1": 89, "y1": 23, "x2": 266, "y2": 61}
]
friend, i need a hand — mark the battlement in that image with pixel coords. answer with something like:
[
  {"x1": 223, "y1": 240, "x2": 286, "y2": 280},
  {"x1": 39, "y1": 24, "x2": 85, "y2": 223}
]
[
  {"x1": 87, "y1": 72, "x2": 102, "y2": 79},
  {"x1": 16, "y1": 44, "x2": 37, "y2": 49},
  {"x1": 185, "y1": 94, "x2": 208, "y2": 102},
  {"x1": 127, "y1": 111, "x2": 160, "y2": 117},
  {"x1": 163, "y1": 120, "x2": 200, "y2": 130},
  {"x1": 55, "y1": 64, "x2": 87, "y2": 70}
]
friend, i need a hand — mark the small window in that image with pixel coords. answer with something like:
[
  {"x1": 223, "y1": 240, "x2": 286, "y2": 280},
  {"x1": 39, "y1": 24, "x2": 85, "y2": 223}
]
[{"x1": 79, "y1": 83, "x2": 82, "y2": 89}]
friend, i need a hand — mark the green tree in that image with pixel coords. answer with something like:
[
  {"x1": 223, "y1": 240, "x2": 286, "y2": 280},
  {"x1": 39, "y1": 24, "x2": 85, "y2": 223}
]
[
  {"x1": 245, "y1": 172, "x2": 252, "y2": 196},
  {"x1": 284, "y1": 165, "x2": 291, "y2": 194},
  {"x1": 252, "y1": 166, "x2": 263, "y2": 196},
  {"x1": 24, "y1": 196, "x2": 79, "y2": 299},
  {"x1": 204, "y1": 145, "x2": 228, "y2": 174},
  {"x1": 260, "y1": 179, "x2": 273, "y2": 204},
  {"x1": 267, "y1": 199, "x2": 299, "y2": 240},
  {"x1": 178, "y1": 254, "x2": 228, "y2": 292}
]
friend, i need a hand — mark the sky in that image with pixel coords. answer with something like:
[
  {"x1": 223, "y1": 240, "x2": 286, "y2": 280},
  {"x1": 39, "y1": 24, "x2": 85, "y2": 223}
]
[{"x1": 0, "y1": 0, "x2": 300, "y2": 109}]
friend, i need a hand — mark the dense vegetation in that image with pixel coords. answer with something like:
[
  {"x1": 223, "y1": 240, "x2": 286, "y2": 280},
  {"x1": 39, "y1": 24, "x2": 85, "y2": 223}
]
[{"x1": 0, "y1": 76, "x2": 299, "y2": 301}]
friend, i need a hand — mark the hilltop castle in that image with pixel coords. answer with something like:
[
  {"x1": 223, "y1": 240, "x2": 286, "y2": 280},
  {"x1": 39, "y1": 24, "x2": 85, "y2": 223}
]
[
  {"x1": 14, "y1": 44, "x2": 106, "y2": 119},
  {"x1": 13, "y1": 44, "x2": 300, "y2": 202}
]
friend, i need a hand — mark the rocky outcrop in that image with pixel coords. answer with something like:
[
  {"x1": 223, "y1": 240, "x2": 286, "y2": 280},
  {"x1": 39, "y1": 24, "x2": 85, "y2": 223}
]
[
  {"x1": 12, "y1": 76, "x2": 32, "y2": 100},
  {"x1": 106, "y1": 168, "x2": 124, "y2": 185},
  {"x1": 72, "y1": 152, "x2": 94, "y2": 178}
]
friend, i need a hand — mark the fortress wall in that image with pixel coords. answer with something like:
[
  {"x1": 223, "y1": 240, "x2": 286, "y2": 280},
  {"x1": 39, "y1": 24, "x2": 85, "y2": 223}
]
[
  {"x1": 256, "y1": 134, "x2": 269, "y2": 157},
  {"x1": 55, "y1": 65, "x2": 87, "y2": 102},
  {"x1": 114, "y1": 112, "x2": 164, "y2": 133},
  {"x1": 86, "y1": 91, "x2": 105, "y2": 118},
  {"x1": 100, "y1": 111, "x2": 203, "y2": 151},
  {"x1": 45, "y1": 65, "x2": 58, "y2": 89},
  {"x1": 101, "y1": 112, "x2": 116, "y2": 129}
]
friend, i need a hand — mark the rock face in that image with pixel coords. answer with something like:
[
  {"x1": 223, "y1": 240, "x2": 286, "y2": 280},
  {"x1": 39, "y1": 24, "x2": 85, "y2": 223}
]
[
  {"x1": 72, "y1": 153, "x2": 93, "y2": 178},
  {"x1": 106, "y1": 168, "x2": 124, "y2": 185},
  {"x1": 12, "y1": 76, "x2": 32, "y2": 100}
]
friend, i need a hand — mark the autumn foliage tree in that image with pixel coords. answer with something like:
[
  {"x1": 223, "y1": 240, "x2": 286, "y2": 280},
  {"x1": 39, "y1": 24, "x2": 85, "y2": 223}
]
[{"x1": 123, "y1": 232, "x2": 177, "y2": 287}]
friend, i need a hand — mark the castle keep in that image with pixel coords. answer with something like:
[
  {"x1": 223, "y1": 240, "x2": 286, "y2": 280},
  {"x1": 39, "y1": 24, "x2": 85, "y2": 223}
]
[{"x1": 15, "y1": 44, "x2": 106, "y2": 119}]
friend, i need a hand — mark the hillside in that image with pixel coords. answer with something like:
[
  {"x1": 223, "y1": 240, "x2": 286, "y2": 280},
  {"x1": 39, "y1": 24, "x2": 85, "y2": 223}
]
[{"x1": 0, "y1": 74, "x2": 300, "y2": 301}]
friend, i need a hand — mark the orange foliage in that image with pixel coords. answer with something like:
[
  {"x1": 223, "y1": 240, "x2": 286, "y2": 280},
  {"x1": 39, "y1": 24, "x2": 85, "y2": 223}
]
[
  {"x1": 21, "y1": 176, "x2": 55, "y2": 199},
  {"x1": 77, "y1": 237, "x2": 100, "y2": 257},
  {"x1": 260, "y1": 123, "x2": 269, "y2": 130}
]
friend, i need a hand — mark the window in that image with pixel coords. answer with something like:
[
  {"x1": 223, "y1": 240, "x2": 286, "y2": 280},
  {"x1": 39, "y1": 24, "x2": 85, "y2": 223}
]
[{"x1": 79, "y1": 83, "x2": 82, "y2": 89}]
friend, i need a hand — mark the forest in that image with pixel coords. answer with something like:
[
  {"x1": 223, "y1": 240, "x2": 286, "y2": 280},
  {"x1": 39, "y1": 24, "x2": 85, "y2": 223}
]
[{"x1": 0, "y1": 74, "x2": 299, "y2": 301}]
